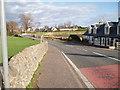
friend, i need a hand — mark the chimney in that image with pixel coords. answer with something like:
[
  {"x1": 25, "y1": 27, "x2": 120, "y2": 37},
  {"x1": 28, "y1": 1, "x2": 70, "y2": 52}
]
[{"x1": 99, "y1": 18, "x2": 104, "y2": 25}]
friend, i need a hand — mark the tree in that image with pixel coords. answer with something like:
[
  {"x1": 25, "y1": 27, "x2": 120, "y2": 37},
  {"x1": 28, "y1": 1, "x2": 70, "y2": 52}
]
[
  {"x1": 64, "y1": 21, "x2": 71, "y2": 28},
  {"x1": 19, "y1": 13, "x2": 33, "y2": 32},
  {"x1": 6, "y1": 21, "x2": 18, "y2": 35},
  {"x1": 44, "y1": 26, "x2": 49, "y2": 32},
  {"x1": 34, "y1": 22, "x2": 41, "y2": 29}
]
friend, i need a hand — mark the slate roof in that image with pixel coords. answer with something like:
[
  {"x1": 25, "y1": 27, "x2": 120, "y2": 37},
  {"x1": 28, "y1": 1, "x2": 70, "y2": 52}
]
[
  {"x1": 108, "y1": 22, "x2": 118, "y2": 27},
  {"x1": 94, "y1": 24, "x2": 105, "y2": 37},
  {"x1": 109, "y1": 26, "x2": 117, "y2": 38},
  {"x1": 83, "y1": 30, "x2": 95, "y2": 36},
  {"x1": 84, "y1": 21, "x2": 119, "y2": 38}
]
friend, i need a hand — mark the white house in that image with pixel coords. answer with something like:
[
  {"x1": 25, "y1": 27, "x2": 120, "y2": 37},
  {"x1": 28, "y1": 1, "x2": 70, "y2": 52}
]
[
  {"x1": 51, "y1": 27, "x2": 58, "y2": 31},
  {"x1": 60, "y1": 28, "x2": 77, "y2": 31}
]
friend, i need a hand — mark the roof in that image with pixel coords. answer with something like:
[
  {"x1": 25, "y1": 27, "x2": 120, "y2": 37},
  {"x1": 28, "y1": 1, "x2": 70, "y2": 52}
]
[
  {"x1": 83, "y1": 30, "x2": 89, "y2": 35},
  {"x1": 95, "y1": 24, "x2": 118, "y2": 38},
  {"x1": 109, "y1": 26, "x2": 117, "y2": 38},
  {"x1": 96, "y1": 24, "x2": 100, "y2": 27},
  {"x1": 108, "y1": 22, "x2": 118, "y2": 27},
  {"x1": 84, "y1": 21, "x2": 119, "y2": 38},
  {"x1": 94, "y1": 24, "x2": 105, "y2": 37},
  {"x1": 83, "y1": 30, "x2": 95, "y2": 36}
]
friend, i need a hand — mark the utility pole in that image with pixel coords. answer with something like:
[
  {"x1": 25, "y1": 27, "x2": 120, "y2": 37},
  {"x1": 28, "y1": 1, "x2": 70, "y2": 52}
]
[{"x1": 1, "y1": 0, "x2": 10, "y2": 88}]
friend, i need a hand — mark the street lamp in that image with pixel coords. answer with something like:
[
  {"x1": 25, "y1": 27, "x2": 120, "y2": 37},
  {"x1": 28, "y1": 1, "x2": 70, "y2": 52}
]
[{"x1": 1, "y1": 0, "x2": 10, "y2": 88}]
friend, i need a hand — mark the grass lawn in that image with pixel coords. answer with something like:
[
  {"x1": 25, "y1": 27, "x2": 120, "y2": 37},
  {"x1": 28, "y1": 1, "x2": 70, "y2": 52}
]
[
  {"x1": 51, "y1": 30, "x2": 86, "y2": 34},
  {"x1": 0, "y1": 36, "x2": 40, "y2": 63},
  {"x1": 35, "y1": 30, "x2": 86, "y2": 35}
]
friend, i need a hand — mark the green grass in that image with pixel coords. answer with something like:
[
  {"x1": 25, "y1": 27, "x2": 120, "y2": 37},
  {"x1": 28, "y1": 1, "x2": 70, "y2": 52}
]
[
  {"x1": 51, "y1": 30, "x2": 86, "y2": 34},
  {"x1": 34, "y1": 30, "x2": 86, "y2": 35},
  {"x1": 26, "y1": 62, "x2": 42, "y2": 88},
  {"x1": 0, "y1": 36, "x2": 40, "y2": 63}
]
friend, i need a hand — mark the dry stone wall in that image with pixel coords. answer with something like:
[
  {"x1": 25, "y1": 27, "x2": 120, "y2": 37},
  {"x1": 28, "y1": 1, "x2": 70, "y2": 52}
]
[{"x1": 8, "y1": 41, "x2": 48, "y2": 88}]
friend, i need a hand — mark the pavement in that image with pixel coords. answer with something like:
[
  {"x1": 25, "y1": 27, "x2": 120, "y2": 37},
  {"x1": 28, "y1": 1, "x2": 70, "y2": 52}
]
[{"x1": 36, "y1": 45, "x2": 86, "y2": 88}]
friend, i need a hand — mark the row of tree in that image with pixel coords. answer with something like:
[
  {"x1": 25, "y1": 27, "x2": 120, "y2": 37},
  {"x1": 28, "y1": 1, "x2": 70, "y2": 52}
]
[
  {"x1": 6, "y1": 13, "x2": 41, "y2": 35},
  {"x1": 6, "y1": 13, "x2": 87, "y2": 35}
]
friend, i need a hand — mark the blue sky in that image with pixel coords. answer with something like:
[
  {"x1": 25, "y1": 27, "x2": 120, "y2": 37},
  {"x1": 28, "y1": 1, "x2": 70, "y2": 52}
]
[
  {"x1": 46, "y1": 2, "x2": 117, "y2": 14},
  {"x1": 5, "y1": 2, "x2": 118, "y2": 27}
]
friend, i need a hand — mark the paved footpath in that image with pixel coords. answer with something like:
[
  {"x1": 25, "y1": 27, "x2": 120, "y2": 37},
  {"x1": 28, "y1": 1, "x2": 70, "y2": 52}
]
[{"x1": 36, "y1": 45, "x2": 85, "y2": 88}]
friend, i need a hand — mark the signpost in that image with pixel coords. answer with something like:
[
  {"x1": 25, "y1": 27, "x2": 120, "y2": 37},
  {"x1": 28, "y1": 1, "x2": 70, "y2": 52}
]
[{"x1": 1, "y1": 0, "x2": 10, "y2": 88}]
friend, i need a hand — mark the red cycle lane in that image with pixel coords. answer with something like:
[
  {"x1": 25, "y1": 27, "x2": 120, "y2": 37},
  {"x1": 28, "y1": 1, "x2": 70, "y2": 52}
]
[{"x1": 80, "y1": 64, "x2": 120, "y2": 88}]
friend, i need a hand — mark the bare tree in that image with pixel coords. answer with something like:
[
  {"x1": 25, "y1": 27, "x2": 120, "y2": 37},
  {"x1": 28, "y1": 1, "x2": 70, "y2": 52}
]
[
  {"x1": 64, "y1": 21, "x2": 71, "y2": 28},
  {"x1": 35, "y1": 22, "x2": 41, "y2": 29},
  {"x1": 6, "y1": 21, "x2": 18, "y2": 35},
  {"x1": 44, "y1": 26, "x2": 49, "y2": 32},
  {"x1": 19, "y1": 13, "x2": 33, "y2": 32}
]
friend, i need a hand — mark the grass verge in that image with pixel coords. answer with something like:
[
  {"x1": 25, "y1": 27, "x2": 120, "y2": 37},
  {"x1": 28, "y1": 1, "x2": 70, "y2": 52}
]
[
  {"x1": 0, "y1": 36, "x2": 40, "y2": 63},
  {"x1": 34, "y1": 30, "x2": 86, "y2": 35},
  {"x1": 26, "y1": 61, "x2": 42, "y2": 88},
  {"x1": 26, "y1": 53, "x2": 47, "y2": 88}
]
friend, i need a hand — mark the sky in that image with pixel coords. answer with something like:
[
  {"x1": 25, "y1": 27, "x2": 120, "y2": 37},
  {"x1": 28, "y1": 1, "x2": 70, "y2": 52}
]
[{"x1": 5, "y1": 1, "x2": 118, "y2": 27}]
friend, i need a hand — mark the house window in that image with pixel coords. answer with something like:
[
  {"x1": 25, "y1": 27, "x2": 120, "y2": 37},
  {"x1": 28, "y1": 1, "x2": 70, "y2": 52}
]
[
  {"x1": 108, "y1": 38, "x2": 109, "y2": 45},
  {"x1": 103, "y1": 38, "x2": 104, "y2": 44},
  {"x1": 110, "y1": 38, "x2": 113, "y2": 46},
  {"x1": 117, "y1": 24, "x2": 120, "y2": 34},
  {"x1": 119, "y1": 26, "x2": 120, "y2": 34},
  {"x1": 93, "y1": 28, "x2": 97, "y2": 34},
  {"x1": 89, "y1": 28, "x2": 91, "y2": 34},
  {"x1": 91, "y1": 29, "x2": 93, "y2": 34},
  {"x1": 105, "y1": 27, "x2": 109, "y2": 34}
]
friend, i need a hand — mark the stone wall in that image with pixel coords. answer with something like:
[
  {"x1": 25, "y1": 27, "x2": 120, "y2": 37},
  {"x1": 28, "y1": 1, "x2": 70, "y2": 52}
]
[{"x1": 8, "y1": 41, "x2": 48, "y2": 88}]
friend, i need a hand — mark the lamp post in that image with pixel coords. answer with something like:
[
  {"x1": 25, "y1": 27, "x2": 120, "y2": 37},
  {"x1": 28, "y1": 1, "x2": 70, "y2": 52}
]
[{"x1": 1, "y1": 0, "x2": 10, "y2": 88}]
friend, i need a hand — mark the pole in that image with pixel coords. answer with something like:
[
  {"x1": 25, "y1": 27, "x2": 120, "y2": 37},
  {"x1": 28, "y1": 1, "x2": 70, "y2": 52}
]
[{"x1": 1, "y1": 0, "x2": 10, "y2": 88}]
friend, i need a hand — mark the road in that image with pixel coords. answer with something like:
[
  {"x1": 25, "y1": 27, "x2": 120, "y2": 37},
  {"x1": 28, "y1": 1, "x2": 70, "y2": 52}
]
[{"x1": 46, "y1": 39, "x2": 119, "y2": 88}]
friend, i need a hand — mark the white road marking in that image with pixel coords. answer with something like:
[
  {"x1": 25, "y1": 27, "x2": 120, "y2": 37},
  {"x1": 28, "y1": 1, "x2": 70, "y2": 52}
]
[
  {"x1": 83, "y1": 49, "x2": 88, "y2": 51},
  {"x1": 76, "y1": 48, "x2": 88, "y2": 52},
  {"x1": 96, "y1": 48, "x2": 112, "y2": 51},
  {"x1": 93, "y1": 52, "x2": 120, "y2": 62},
  {"x1": 76, "y1": 48, "x2": 81, "y2": 50},
  {"x1": 62, "y1": 52, "x2": 94, "y2": 88},
  {"x1": 65, "y1": 45, "x2": 74, "y2": 48}
]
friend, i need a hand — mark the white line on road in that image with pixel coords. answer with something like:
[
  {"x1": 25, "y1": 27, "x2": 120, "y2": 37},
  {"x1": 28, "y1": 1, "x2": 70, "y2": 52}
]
[
  {"x1": 96, "y1": 48, "x2": 112, "y2": 51},
  {"x1": 93, "y1": 52, "x2": 120, "y2": 62},
  {"x1": 76, "y1": 48, "x2": 81, "y2": 50},
  {"x1": 65, "y1": 45, "x2": 74, "y2": 48},
  {"x1": 83, "y1": 49, "x2": 88, "y2": 51},
  {"x1": 62, "y1": 52, "x2": 94, "y2": 89}
]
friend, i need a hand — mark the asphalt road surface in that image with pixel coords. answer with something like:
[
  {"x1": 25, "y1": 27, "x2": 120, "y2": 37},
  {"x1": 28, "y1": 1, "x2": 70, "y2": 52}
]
[{"x1": 46, "y1": 39, "x2": 119, "y2": 88}]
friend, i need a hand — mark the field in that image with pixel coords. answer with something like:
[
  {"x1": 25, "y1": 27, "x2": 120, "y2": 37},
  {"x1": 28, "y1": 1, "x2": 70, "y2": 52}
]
[
  {"x1": 0, "y1": 36, "x2": 40, "y2": 63},
  {"x1": 35, "y1": 30, "x2": 86, "y2": 35}
]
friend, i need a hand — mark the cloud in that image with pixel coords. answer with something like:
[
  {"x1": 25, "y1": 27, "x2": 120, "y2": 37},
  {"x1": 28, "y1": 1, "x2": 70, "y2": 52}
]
[
  {"x1": 5, "y1": 0, "x2": 119, "y2": 2},
  {"x1": 87, "y1": 12, "x2": 118, "y2": 26},
  {"x1": 5, "y1": 2, "x2": 117, "y2": 27}
]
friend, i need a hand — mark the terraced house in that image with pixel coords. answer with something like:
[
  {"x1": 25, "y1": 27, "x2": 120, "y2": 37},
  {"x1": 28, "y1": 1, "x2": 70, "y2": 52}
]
[{"x1": 83, "y1": 18, "x2": 120, "y2": 49}]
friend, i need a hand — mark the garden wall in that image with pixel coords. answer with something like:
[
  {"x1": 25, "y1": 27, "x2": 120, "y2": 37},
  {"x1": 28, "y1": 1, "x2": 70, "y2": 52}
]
[{"x1": 8, "y1": 41, "x2": 48, "y2": 88}]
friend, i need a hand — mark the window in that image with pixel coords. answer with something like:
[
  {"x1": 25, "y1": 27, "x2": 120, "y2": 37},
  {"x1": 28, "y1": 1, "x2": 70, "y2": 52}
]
[
  {"x1": 117, "y1": 23, "x2": 120, "y2": 34},
  {"x1": 103, "y1": 38, "x2": 104, "y2": 44},
  {"x1": 119, "y1": 26, "x2": 120, "y2": 34},
  {"x1": 89, "y1": 28, "x2": 91, "y2": 34},
  {"x1": 104, "y1": 23, "x2": 110, "y2": 35},
  {"x1": 106, "y1": 27, "x2": 108, "y2": 34},
  {"x1": 93, "y1": 28, "x2": 97, "y2": 34},
  {"x1": 110, "y1": 38, "x2": 113, "y2": 46},
  {"x1": 108, "y1": 38, "x2": 109, "y2": 45},
  {"x1": 105, "y1": 26, "x2": 109, "y2": 34}
]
